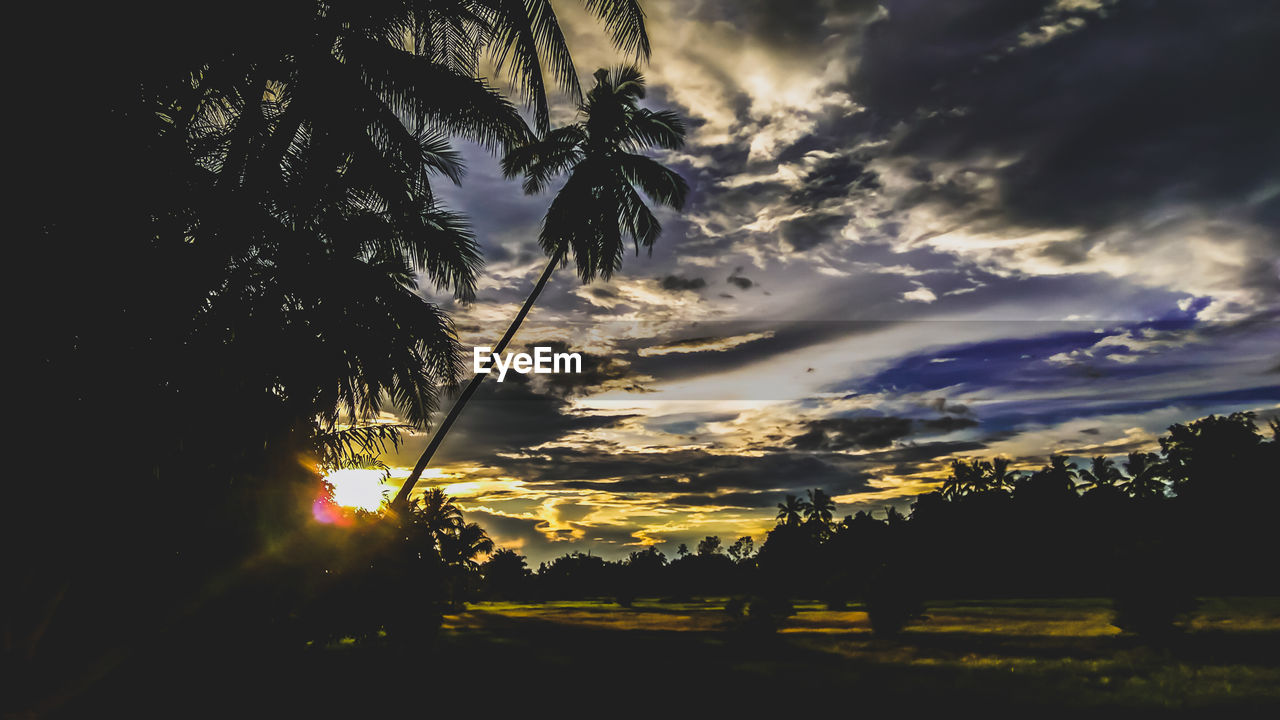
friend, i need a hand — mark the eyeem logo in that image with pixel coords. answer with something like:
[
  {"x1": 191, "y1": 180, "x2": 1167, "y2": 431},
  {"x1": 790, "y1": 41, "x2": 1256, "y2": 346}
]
[{"x1": 474, "y1": 346, "x2": 582, "y2": 382}]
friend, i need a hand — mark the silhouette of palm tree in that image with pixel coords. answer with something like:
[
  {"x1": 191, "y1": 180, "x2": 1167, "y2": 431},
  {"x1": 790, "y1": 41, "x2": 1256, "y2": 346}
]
[
  {"x1": 440, "y1": 522, "x2": 495, "y2": 570},
  {"x1": 777, "y1": 495, "x2": 806, "y2": 527},
  {"x1": 1079, "y1": 456, "x2": 1125, "y2": 493},
  {"x1": 1046, "y1": 454, "x2": 1081, "y2": 491},
  {"x1": 165, "y1": 2, "x2": 653, "y2": 436},
  {"x1": 1120, "y1": 451, "x2": 1168, "y2": 500},
  {"x1": 395, "y1": 66, "x2": 687, "y2": 504},
  {"x1": 804, "y1": 489, "x2": 836, "y2": 527},
  {"x1": 941, "y1": 459, "x2": 991, "y2": 499},
  {"x1": 411, "y1": 488, "x2": 465, "y2": 536},
  {"x1": 988, "y1": 457, "x2": 1019, "y2": 493}
]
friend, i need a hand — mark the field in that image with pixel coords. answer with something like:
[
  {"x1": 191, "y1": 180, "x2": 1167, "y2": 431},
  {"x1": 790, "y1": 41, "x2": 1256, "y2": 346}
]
[
  {"x1": 54, "y1": 597, "x2": 1280, "y2": 717},
  {"x1": 418, "y1": 597, "x2": 1280, "y2": 712}
]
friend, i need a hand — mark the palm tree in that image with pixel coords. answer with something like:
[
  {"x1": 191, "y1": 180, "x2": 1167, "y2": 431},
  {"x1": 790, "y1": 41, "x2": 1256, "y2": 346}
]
[
  {"x1": 1121, "y1": 452, "x2": 1168, "y2": 500},
  {"x1": 440, "y1": 522, "x2": 496, "y2": 570},
  {"x1": 941, "y1": 459, "x2": 990, "y2": 499},
  {"x1": 1078, "y1": 455, "x2": 1125, "y2": 493},
  {"x1": 777, "y1": 495, "x2": 806, "y2": 528},
  {"x1": 988, "y1": 457, "x2": 1019, "y2": 493},
  {"x1": 395, "y1": 66, "x2": 688, "y2": 504},
  {"x1": 1045, "y1": 454, "x2": 1081, "y2": 492},
  {"x1": 412, "y1": 488, "x2": 465, "y2": 536},
  {"x1": 804, "y1": 488, "x2": 836, "y2": 527},
  {"x1": 110, "y1": 0, "x2": 657, "y2": 438}
]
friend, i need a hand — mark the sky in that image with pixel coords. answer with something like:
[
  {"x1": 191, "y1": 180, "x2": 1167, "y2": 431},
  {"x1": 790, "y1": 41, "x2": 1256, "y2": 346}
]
[{"x1": 381, "y1": 0, "x2": 1278, "y2": 564}]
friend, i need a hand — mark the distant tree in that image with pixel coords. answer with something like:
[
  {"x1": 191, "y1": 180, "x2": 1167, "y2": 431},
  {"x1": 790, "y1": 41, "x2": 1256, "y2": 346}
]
[
  {"x1": 941, "y1": 458, "x2": 992, "y2": 499},
  {"x1": 676, "y1": 543, "x2": 690, "y2": 559},
  {"x1": 987, "y1": 457, "x2": 1019, "y2": 493},
  {"x1": 727, "y1": 536, "x2": 755, "y2": 562},
  {"x1": 776, "y1": 494, "x2": 806, "y2": 528},
  {"x1": 804, "y1": 488, "x2": 836, "y2": 528},
  {"x1": 696, "y1": 536, "x2": 723, "y2": 556},
  {"x1": 1078, "y1": 456, "x2": 1125, "y2": 494},
  {"x1": 481, "y1": 548, "x2": 531, "y2": 600},
  {"x1": 410, "y1": 488, "x2": 465, "y2": 538},
  {"x1": 439, "y1": 523, "x2": 494, "y2": 571},
  {"x1": 1159, "y1": 412, "x2": 1267, "y2": 499},
  {"x1": 884, "y1": 506, "x2": 908, "y2": 529},
  {"x1": 1120, "y1": 452, "x2": 1167, "y2": 500}
]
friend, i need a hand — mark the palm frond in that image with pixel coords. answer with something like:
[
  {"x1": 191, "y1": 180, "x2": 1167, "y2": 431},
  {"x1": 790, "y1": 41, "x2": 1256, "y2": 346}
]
[{"x1": 581, "y1": 0, "x2": 651, "y2": 60}]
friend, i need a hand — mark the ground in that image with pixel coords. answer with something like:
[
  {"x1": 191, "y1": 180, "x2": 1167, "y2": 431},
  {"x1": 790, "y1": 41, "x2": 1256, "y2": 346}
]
[
  {"x1": 50, "y1": 597, "x2": 1280, "y2": 717},
  {"x1": 426, "y1": 597, "x2": 1280, "y2": 712}
]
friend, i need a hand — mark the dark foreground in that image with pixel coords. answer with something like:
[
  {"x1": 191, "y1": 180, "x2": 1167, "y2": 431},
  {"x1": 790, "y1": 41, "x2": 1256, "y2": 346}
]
[{"x1": 43, "y1": 598, "x2": 1280, "y2": 717}]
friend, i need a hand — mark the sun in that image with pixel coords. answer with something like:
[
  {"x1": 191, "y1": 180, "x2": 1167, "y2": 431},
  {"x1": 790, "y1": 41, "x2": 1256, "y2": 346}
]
[{"x1": 324, "y1": 468, "x2": 389, "y2": 512}]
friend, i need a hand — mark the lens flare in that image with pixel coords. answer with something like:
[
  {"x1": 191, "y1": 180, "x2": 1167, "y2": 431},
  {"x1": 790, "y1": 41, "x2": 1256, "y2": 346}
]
[{"x1": 323, "y1": 468, "x2": 388, "y2": 512}]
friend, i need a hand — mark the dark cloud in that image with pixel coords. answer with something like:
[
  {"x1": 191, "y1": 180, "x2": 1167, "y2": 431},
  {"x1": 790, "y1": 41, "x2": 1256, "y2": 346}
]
[
  {"x1": 791, "y1": 415, "x2": 979, "y2": 451},
  {"x1": 917, "y1": 416, "x2": 980, "y2": 434},
  {"x1": 855, "y1": 0, "x2": 1280, "y2": 230},
  {"x1": 792, "y1": 416, "x2": 915, "y2": 451},
  {"x1": 505, "y1": 446, "x2": 872, "y2": 497},
  {"x1": 786, "y1": 153, "x2": 880, "y2": 208},
  {"x1": 660, "y1": 275, "x2": 707, "y2": 291},
  {"x1": 726, "y1": 270, "x2": 753, "y2": 290},
  {"x1": 778, "y1": 213, "x2": 848, "y2": 252}
]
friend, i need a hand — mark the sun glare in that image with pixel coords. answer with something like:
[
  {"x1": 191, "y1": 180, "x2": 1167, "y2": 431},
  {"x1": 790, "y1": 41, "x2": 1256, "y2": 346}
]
[{"x1": 324, "y1": 468, "x2": 388, "y2": 512}]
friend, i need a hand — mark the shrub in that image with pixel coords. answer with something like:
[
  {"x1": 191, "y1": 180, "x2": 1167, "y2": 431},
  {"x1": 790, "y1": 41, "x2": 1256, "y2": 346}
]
[
  {"x1": 724, "y1": 594, "x2": 794, "y2": 633},
  {"x1": 1110, "y1": 544, "x2": 1198, "y2": 639},
  {"x1": 865, "y1": 564, "x2": 926, "y2": 636}
]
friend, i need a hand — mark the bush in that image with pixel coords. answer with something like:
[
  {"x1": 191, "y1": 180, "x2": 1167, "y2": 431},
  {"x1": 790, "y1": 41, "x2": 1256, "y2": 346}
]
[
  {"x1": 724, "y1": 594, "x2": 795, "y2": 633},
  {"x1": 1110, "y1": 544, "x2": 1198, "y2": 639},
  {"x1": 865, "y1": 565, "x2": 925, "y2": 636},
  {"x1": 1112, "y1": 578, "x2": 1197, "y2": 639}
]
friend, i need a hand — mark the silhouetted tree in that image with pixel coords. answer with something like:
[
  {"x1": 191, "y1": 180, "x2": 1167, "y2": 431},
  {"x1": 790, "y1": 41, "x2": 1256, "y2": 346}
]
[
  {"x1": 776, "y1": 494, "x2": 805, "y2": 527},
  {"x1": 1121, "y1": 451, "x2": 1168, "y2": 500},
  {"x1": 396, "y1": 65, "x2": 688, "y2": 503},
  {"x1": 697, "y1": 536, "x2": 723, "y2": 556},
  {"x1": 481, "y1": 548, "x2": 531, "y2": 600},
  {"x1": 727, "y1": 536, "x2": 755, "y2": 563},
  {"x1": 1079, "y1": 456, "x2": 1125, "y2": 494},
  {"x1": 804, "y1": 488, "x2": 836, "y2": 537}
]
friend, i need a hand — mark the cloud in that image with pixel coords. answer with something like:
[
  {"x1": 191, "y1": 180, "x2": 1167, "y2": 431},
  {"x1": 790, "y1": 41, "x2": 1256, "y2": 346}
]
[
  {"x1": 660, "y1": 275, "x2": 707, "y2": 291},
  {"x1": 638, "y1": 332, "x2": 775, "y2": 357}
]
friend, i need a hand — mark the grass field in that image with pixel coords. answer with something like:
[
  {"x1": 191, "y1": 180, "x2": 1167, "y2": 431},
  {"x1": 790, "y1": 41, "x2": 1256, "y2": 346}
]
[
  {"x1": 54, "y1": 597, "x2": 1280, "y2": 716},
  {"x1": 425, "y1": 597, "x2": 1280, "y2": 712}
]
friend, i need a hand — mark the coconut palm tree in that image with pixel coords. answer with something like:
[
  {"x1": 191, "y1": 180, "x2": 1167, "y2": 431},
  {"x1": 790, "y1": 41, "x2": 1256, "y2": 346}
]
[
  {"x1": 941, "y1": 459, "x2": 991, "y2": 499},
  {"x1": 440, "y1": 522, "x2": 496, "y2": 570},
  {"x1": 1121, "y1": 451, "x2": 1168, "y2": 501},
  {"x1": 777, "y1": 495, "x2": 806, "y2": 528},
  {"x1": 804, "y1": 488, "x2": 837, "y2": 528},
  {"x1": 1046, "y1": 454, "x2": 1081, "y2": 492},
  {"x1": 988, "y1": 457, "x2": 1020, "y2": 493},
  {"x1": 413, "y1": 488, "x2": 466, "y2": 537},
  {"x1": 394, "y1": 66, "x2": 687, "y2": 504},
  {"x1": 1078, "y1": 455, "x2": 1125, "y2": 494}
]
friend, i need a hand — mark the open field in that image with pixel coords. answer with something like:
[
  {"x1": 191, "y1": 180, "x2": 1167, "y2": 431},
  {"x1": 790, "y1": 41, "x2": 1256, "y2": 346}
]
[
  {"x1": 53, "y1": 597, "x2": 1280, "y2": 717},
  {"x1": 428, "y1": 597, "x2": 1280, "y2": 711}
]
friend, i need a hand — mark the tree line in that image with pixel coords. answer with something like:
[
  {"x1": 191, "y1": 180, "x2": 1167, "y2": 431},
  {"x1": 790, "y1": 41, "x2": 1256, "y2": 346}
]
[{"x1": 471, "y1": 412, "x2": 1280, "y2": 633}]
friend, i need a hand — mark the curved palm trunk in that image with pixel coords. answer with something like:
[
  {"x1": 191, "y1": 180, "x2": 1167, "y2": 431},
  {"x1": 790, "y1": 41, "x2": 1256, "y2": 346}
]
[{"x1": 392, "y1": 255, "x2": 559, "y2": 506}]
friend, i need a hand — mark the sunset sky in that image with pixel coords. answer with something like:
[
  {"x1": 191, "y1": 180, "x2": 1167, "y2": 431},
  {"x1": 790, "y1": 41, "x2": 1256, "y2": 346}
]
[{"x1": 381, "y1": 0, "x2": 1278, "y2": 563}]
